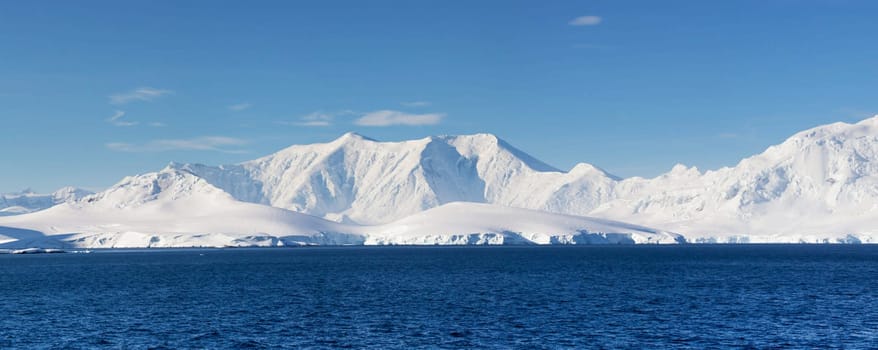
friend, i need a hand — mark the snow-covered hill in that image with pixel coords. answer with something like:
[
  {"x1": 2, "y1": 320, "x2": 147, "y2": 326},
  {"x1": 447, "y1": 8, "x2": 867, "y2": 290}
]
[
  {"x1": 364, "y1": 202, "x2": 683, "y2": 245},
  {"x1": 593, "y1": 116, "x2": 878, "y2": 243},
  {"x1": 164, "y1": 117, "x2": 878, "y2": 243},
  {"x1": 170, "y1": 132, "x2": 618, "y2": 224},
  {"x1": 0, "y1": 168, "x2": 361, "y2": 248},
  {"x1": 5, "y1": 115, "x2": 878, "y2": 245},
  {"x1": 0, "y1": 169, "x2": 678, "y2": 248},
  {"x1": 0, "y1": 187, "x2": 93, "y2": 216}
]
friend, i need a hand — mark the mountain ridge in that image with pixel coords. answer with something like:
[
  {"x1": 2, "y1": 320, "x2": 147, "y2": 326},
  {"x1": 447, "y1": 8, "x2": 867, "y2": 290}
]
[
  {"x1": 4, "y1": 115, "x2": 878, "y2": 244},
  {"x1": 0, "y1": 187, "x2": 93, "y2": 217}
]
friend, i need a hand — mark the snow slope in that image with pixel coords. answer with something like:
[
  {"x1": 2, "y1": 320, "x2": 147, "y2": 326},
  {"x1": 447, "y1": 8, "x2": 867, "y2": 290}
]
[
  {"x1": 0, "y1": 171, "x2": 678, "y2": 248},
  {"x1": 6, "y1": 115, "x2": 878, "y2": 244},
  {"x1": 363, "y1": 202, "x2": 683, "y2": 245},
  {"x1": 165, "y1": 117, "x2": 878, "y2": 243},
  {"x1": 0, "y1": 187, "x2": 93, "y2": 216},
  {"x1": 171, "y1": 132, "x2": 618, "y2": 224},
  {"x1": 0, "y1": 169, "x2": 362, "y2": 248},
  {"x1": 592, "y1": 116, "x2": 878, "y2": 243}
]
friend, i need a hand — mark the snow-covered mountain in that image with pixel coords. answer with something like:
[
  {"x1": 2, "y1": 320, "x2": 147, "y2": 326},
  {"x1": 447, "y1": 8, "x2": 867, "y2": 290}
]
[
  {"x1": 4, "y1": 115, "x2": 878, "y2": 246},
  {"x1": 364, "y1": 202, "x2": 683, "y2": 245},
  {"x1": 0, "y1": 169, "x2": 362, "y2": 248},
  {"x1": 169, "y1": 132, "x2": 618, "y2": 224},
  {"x1": 162, "y1": 117, "x2": 878, "y2": 243},
  {"x1": 0, "y1": 187, "x2": 93, "y2": 216},
  {"x1": 594, "y1": 116, "x2": 878, "y2": 243},
  {"x1": 0, "y1": 167, "x2": 678, "y2": 248}
]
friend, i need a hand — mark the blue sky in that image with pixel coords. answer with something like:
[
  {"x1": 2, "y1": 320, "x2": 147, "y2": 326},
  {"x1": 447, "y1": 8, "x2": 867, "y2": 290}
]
[{"x1": 1, "y1": 0, "x2": 877, "y2": 193}]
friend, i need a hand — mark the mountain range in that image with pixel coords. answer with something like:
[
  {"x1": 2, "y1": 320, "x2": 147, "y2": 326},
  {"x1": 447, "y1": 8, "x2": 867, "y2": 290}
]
[
  {"x1": 2, "y1": 116, "x2": 878, "y2": 247},
  {"x1": 0, "y1": 187, "x2": 92, "y2": 217}
]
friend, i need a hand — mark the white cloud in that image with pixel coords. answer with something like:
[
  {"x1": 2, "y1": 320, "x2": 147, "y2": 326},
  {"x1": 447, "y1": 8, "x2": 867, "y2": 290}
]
[
  {"x1": 354, "y1": 110, "x2": 445, "y2": 127},
  {"x1": 401, "y1": 101, "x2": 431, "y2": 107},
  {"x1": 298, "y1": 120, "x2": 332, "y2": 127},
  {"x1": 106, "y1": 136, "x2": 248, "y2": 153},
  {"x1": 109, "y1": 87, "x2": 173, "y2": 105},
  {"x1": 279, "y1": 111, "x2": 334, "y2": 127},
  {"x1": 106, "y1": 110, "x2": 138, "y2": 127},
  {"x1": 569, "y1": 16, "x2": 602, "y2": 26},
  {"x1": 228, "y1": 103, "x2": 251, "y2": 111},
  {"x1": 301, "y1": 112, "x2": 333, "y2": 126},
  {"x1": 148, "y1": 122, "x2": 167, "y2": 127}
]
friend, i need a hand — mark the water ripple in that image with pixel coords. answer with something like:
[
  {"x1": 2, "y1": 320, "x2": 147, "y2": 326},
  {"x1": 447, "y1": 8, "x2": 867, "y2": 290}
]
[{"x1": 0, "y1": 245, "x2": 876, "y2": 349}]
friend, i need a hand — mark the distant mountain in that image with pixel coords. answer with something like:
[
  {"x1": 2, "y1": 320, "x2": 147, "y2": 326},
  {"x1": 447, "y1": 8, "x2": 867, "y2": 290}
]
[
  {"x1": 170, "y1": 132, "x2": 618, "y2": 224},
  {"x1": 0, "y1": 168, "x2": 676, "y2": 248},
  {"x1": 0, "y1": 169, "x2": 362, "y2": 248},
  {"x1": 363, "y1": 202, "x2": 683, "y2": 245},
  {"x1": 593, "y1": 116, "x2": 878, "y2": 242},
  {"x1": 3, "y1": 115, "x2": 878, "y2": 246},
  {"x1": 0, "y1": 187, "x2": 93, "y2": 216},
  {"x1": 166, "y1": 118, "x2": 878, "y2": 242}
]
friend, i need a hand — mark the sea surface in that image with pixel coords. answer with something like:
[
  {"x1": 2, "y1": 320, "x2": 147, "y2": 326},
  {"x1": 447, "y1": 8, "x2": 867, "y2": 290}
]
[{"x1": 1, "y1": 245, "x2": 877, "y2": 349}]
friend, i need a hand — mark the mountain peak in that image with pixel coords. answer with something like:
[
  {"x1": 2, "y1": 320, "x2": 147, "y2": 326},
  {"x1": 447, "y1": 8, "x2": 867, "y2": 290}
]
[
  {"x1": 443, "y1": 132, "x2": 505, "y2": 145},
  {"x1": 466, "y1": 132, "x2": 501, "y2": 141},
  {"x1": 569, "y1": 163, "x2": 618, "y2": 179},
  {"x1": 664, "y1": 163, "x2": 700, "y2": 178},
  {"x1": 163, "y1": 161, "x2": 183, "y2": 171},
  {"x1": 335, "y1": 132, "x2": 376, "y2": 143},
  {"x1": 442, "y1": 133, "x2": 559, "y2": 173},
  {"x1": 788, "y1": 114, "x2": 878, "y2": 140}
]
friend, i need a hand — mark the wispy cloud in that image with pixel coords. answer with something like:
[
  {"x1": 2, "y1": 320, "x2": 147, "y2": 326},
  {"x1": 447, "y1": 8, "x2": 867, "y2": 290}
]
[
  {"x1": 300, "y1": 111, "x2": 333, "y2": 126},
  {"x1": 148, "y1": 122, "x2": 167, "y2": 127},
  {"x1": 354, "y1": 110, "x2": 445, "y2": 127},
  {"x1": 106, "y1": 136, "x2": 248, "y2": 153},
  {"x1": 569, "y1": 15, "x2": 602, "y2": 26},
  {"x1": 278, "y1": 111, "x2": 340, "y2": 127},
  {"x1": 401, "y1": 101, "x2": 431, "y2": 107},
  {"x1": 106, "y1": 110, "x2": 138, "y2": 127},
  {"x1": 228, "y1": 103, "x2": 251, "y2": 111},
  {"x1": 109, "y1": 87, "x2": 173, "y2": 105}
]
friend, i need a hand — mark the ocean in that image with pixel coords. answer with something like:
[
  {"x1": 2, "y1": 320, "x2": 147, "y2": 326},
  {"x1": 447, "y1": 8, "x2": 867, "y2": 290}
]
[{"x1": 1, "y1": 245, "x2": 876, "y2": 349}]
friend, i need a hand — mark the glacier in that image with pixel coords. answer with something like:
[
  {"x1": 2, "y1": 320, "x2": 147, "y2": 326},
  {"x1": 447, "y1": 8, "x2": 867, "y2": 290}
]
[
  {"x1": 0, "y1": 168, "x2": 678, "y2": 248},
  {"x1": 165, "y1": 132, "x2": 619, "y2": 225},
  {"x1": 3, "y1": 115, "x2": 878, "y2": 247},
  {"x1": 0, "y1": 187, "x2": 93, "y2": 216}
]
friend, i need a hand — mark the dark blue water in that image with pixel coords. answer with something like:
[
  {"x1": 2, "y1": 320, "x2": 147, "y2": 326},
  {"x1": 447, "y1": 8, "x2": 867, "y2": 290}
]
[{"x1": 1, "y1": 246, "x2": 877, "y2": 349}]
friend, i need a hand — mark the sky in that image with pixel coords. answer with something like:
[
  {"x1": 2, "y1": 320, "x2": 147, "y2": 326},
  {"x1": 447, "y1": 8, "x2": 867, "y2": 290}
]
[{"x1": 1, "y1": 0, "x2": 877, "y2": 193}]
